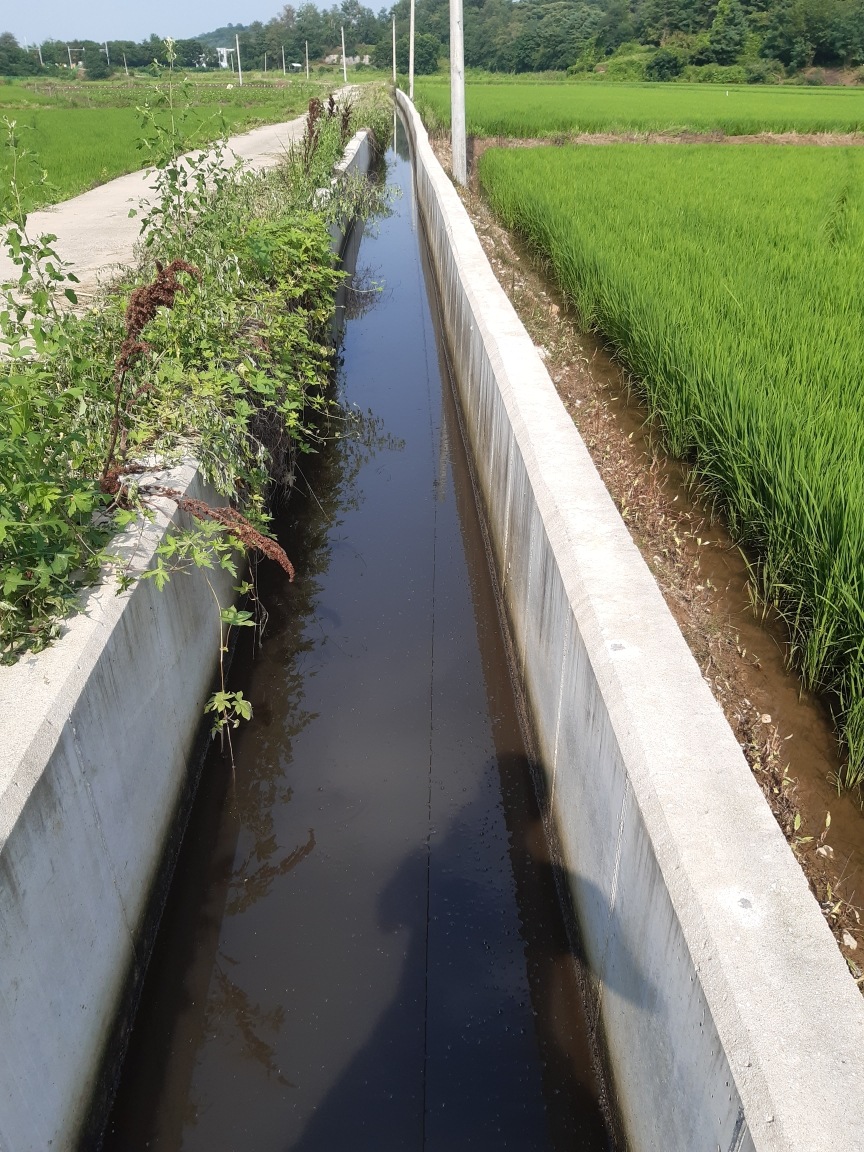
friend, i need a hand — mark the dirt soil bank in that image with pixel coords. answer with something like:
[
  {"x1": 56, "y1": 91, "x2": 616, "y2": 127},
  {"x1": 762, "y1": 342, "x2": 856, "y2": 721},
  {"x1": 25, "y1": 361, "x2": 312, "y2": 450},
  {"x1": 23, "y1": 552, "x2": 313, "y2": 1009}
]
[{"x1": 429, "y1": 134, "x2": 864, "y2": 989}]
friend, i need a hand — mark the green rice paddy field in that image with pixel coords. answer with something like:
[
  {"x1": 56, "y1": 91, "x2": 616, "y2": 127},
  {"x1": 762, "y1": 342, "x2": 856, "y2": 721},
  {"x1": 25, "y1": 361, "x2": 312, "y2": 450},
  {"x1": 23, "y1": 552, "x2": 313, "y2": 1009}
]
[
  {"x1": 415, "y1": 79, "x2": 864, "y2": 136},
  {"x1": 0, "y1": 77, "x2": 333, "y2": 210},
  {"x1": 478, "y1": 141, "x2": 864, "y2": 784}
]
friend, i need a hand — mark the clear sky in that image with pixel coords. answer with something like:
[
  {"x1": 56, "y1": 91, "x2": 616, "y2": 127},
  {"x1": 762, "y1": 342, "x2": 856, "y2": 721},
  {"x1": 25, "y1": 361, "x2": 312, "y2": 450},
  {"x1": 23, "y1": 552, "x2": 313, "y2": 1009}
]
[{"x1": 4, "y1": 1, "x2": 292, "y2": 46}]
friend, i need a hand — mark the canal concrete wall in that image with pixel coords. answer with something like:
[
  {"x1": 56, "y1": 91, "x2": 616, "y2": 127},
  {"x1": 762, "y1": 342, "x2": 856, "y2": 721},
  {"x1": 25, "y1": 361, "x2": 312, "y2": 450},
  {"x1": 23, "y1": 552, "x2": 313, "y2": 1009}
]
[
  {"x1": 327, "y1": 128, "x2": 373, "y2": 250},
  {"x1": 0, "y1": 465, "x2": 235, "y2": 1152},
  {"x1": 396, "y1": 90, "x2": 864, "y2": 1152},
  {"x1": 0, "y1": 131, "x2": 372, "y2": 1152}
]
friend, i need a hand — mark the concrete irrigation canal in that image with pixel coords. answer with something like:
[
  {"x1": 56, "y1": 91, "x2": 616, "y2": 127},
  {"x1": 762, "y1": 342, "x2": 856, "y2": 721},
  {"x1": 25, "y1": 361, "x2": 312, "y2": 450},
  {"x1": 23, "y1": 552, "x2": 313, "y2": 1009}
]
[
  {"x1": 101, "y1": 117, "x2": 613, "y2": 1152},
  {"x1": 3, "y1": 99, "x2": 864, "y2": 1152}
]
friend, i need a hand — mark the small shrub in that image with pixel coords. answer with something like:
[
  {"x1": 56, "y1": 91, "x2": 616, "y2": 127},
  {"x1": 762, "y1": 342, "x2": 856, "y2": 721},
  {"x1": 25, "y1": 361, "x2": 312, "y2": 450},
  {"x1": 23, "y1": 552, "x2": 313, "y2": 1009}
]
[
  {"x1": 646, "y1": 48, "x2": 687, "y2": 82},
  {"x1": 593, "y1": 46, "x2": 650, "y2": 82},
  {"x1": 745, "y1": 60, "x2": 781, "y2": 84},
  {"x1": 683, "y1": 62, "x2": 748, "y2": 83}
]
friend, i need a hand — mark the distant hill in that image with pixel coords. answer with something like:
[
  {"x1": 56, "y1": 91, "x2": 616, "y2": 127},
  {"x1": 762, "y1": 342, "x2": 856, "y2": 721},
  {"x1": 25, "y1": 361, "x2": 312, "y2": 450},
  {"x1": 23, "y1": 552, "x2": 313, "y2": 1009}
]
[{"x1": 197, "y1": 24, "x2": 249, "y2": 49}]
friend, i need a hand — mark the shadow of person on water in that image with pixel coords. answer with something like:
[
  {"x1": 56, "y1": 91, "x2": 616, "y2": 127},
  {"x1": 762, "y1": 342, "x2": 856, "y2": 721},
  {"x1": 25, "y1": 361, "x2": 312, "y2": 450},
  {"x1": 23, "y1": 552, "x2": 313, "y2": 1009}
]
[{"x1": 286, "y1": 778, "x2": 632, "y2": 1152}]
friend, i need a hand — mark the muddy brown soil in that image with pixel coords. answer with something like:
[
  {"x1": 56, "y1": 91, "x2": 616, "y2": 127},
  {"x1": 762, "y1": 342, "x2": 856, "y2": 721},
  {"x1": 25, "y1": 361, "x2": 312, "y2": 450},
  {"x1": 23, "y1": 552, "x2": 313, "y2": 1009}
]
[{"x1": 429, "y1": 134, "x2": 864, "y2": 987}]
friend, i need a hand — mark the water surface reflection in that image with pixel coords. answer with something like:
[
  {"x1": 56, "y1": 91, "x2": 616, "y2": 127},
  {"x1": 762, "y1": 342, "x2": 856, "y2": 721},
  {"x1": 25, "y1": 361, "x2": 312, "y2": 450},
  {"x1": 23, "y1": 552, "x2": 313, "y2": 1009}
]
[{"x1": 103, "y1": 122, "x2": 614, "y2": 1152}]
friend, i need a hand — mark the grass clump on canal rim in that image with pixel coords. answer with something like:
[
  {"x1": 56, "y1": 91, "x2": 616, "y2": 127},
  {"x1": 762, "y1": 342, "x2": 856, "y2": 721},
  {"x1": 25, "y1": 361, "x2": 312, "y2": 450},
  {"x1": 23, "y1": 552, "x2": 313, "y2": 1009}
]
[
  {"x1": 414, "y1": 78, "x2": 864, "y2": 137},
  {"x1": 478, "y1": 142, "x2": 864, "y2": 789},
  {"x1": 0, "y1": 57, "x2": 390, "y2": 671}
]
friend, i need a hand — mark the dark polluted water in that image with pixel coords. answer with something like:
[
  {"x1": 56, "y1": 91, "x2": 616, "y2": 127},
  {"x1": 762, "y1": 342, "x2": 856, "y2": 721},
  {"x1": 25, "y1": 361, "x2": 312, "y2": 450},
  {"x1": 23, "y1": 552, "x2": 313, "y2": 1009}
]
[{"x1": 102, "y1": 121, "x2": 615, "y2": 1152}]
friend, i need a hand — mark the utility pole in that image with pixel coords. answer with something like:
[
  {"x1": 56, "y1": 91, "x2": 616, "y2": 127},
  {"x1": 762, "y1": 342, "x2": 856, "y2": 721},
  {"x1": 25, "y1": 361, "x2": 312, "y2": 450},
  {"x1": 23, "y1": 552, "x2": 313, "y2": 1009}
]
[
  {"x1": 450, "y1": 0, "x2": 466, "y2": 185},
  {"x1": 392, "y1": 15, "x2": 396, "y2": 84},
  {"x1": 123, "y1": 53, "x2": 129, "y2": 76},
  {"x1": 282, "y1": 45, "x2": 286, "y2": 75},
  {"x1": 67, "y1": 44, "x2": 73, "y2": 68},
  {"x1": 305, "y1": 40, "x2": 309, "y2": 80},
  {"x1": 264, "y1": 51, "x2": 267, "y2": 73},
  {"x1": 103, "y1": 41, "x2": 110, "y2": 66},
  {"x1": 341, "y1": 26, "x2": 348, "y2": 83},
  {"x1": 409, "y1": 0, "x2": 415, "y2": 99},
  {"x1": 235, "y1": 33, "x2": 243, "y2": 85}
]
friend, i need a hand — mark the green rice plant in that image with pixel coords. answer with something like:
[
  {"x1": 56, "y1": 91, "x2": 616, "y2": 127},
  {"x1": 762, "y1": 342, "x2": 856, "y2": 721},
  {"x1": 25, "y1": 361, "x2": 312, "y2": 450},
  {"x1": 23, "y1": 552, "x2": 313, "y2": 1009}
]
[
  {"x1": 0, "y1": 108, "x2": 152, "y2": 207},
  {"x1": 416, "y1": 79, "x2": 864, "y2": 136},
  {"x1": 0, "y1": 80, "x2": 338, "y2": 211},
  {"x1": 478, "y1": 142, "x2": 864, "y2": 787},
  {"x1": 0, "y1": 84, "x2": 56, "y2": 106}
]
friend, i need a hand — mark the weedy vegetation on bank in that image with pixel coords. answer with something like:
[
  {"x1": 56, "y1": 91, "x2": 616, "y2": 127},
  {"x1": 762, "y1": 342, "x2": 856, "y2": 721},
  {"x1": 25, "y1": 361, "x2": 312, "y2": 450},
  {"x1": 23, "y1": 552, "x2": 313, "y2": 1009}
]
[
  {"x1": 478, "y1": 142, "x2": 864, "y2": 788},
  {"x1": 415, "y1": 79, "x2": 864, "y2": 136},
  {"x1": 0, "y1": 53, "x2": 391, "y2": 738}
]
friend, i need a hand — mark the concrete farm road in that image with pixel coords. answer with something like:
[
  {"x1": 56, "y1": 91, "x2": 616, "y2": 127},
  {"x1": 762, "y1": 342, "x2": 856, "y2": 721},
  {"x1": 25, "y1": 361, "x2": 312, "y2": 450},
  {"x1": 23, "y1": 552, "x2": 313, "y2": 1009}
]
[{"x1": 0, "y1": 115, "x2": 310, "y2": 302}]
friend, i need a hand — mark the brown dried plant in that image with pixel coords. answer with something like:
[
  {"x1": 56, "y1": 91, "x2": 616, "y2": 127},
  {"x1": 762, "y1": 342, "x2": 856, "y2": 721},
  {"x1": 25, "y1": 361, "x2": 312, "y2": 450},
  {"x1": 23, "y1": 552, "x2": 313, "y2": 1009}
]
[
  {"x1": 154, "y1": 487, "x2": 295, "y2": 580},
  {"x1": 302, "y1": 98, "x2": 324, "y2": 172},
  {"x1": 102, "y1": 259, "x2": 201, "y2": 492},
  {"x1": 340, "y1": 97, "x2": 354, "y2": 146}
]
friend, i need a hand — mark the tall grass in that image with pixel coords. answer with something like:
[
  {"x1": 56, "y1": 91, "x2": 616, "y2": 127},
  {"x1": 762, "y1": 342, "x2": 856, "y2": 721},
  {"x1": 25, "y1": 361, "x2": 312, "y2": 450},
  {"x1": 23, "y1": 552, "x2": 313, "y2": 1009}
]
[
  {"x1": 479, "y1": 143, "x2": 864, "y2": 787},
  {"x1": 416, "y1": 80, "x2": 864, "y2": 136}
]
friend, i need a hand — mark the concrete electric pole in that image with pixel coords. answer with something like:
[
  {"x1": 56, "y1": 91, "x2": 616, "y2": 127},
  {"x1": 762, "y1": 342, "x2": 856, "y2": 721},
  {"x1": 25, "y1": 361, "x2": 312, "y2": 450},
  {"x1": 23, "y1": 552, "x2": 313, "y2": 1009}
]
[
  {"x1": 450, "y1": 0, "x2": 467, "y2": 185},
  {"x1": 409, "y1": 0, "x2": 415, "y2": 99}
]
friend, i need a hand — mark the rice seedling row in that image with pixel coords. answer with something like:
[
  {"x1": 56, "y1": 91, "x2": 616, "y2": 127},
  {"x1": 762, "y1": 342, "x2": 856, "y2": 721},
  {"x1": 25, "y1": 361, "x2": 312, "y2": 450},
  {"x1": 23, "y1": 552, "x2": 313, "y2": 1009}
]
[
  {"x1": 478, "y1": 142, "x2": 864, "y2": 785},
  {"x1": 416, "y1": 80, "x2": 864, "y2": 136}
]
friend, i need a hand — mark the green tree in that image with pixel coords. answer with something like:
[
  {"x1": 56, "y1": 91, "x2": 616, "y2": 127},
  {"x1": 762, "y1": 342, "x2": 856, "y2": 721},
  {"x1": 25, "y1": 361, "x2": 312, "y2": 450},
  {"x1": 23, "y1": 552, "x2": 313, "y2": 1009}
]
[
  {"x1": 295, "y1": 3, "x2": 329, "y2": 60},
  {"x1": 834, "y1": 0, "x2": 864, "y2": 64},
  {"x1": 83, "y1": 42, "x2": 113, "y2": 79},
  {"x1": 598, "y1": 0, "x2": 637, "y2": 51},
  {"x1": 533, "y1": 3, "x2": 603, "y2": 70},
  {"x1": 174, "y1": 39, "x2": 206, "y2": 67},
  {"x1": 465, "y1": 0, "x2": 513, "y2": 69},
  {"x1": 646, "y1": 44, "x2": 687, "y2": 75},
  {"x1": 761, "y1": 0, "x2": 804, "y2": 63},
  {"x1": 372, "y1": 37, "x2": 392, "y2": 68},
  {"x1": 392, "y1": 31, "x2": 440, "y2": 71},
  {"x1": 0, "y1": 32, "x2": 39, "y2": 76},
  {"x1": 638, "y1": 0, "x2": 695, "y2": 43},
  {"x1": 709, "y1": 0, "x2": 749, "y2": 62}
]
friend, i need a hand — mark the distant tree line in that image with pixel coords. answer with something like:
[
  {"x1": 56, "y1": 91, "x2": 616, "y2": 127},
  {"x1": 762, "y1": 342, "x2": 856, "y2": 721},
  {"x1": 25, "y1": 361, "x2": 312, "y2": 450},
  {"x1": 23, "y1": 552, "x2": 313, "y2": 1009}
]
[
  {"x1": 0, "y1": 31, "x2": 223, "y2": 77},
  {"x1": 407, "y1": 0, "x2": 864, "y2": 76},
  {"x1": 2, "y1": 0, "x2": 863, "y2": 80}
]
